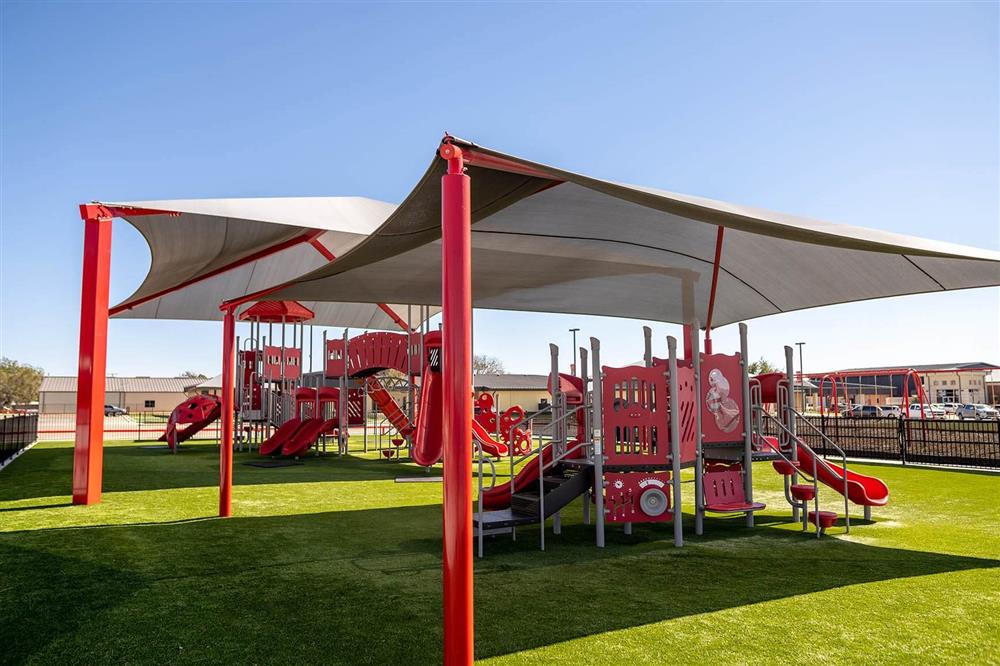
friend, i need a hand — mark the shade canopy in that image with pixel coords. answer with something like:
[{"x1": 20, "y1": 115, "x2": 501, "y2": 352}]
[
  {"x1": 106, "y1": 196, "x2": 431, "y2": 330},
  {"x1": 266, "y1": 138, "x2": 1000, "y2": 327}
]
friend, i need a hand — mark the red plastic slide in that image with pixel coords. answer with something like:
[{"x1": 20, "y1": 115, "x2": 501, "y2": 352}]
[
  {"x1": 282, "y1": 417, "x2": 336, "y2": 457},
  {"x1": 159, "y1": 395, "x2": 221, "y2": 450},
  {"x1": 412, "y1": 368, "x2": 443, "y2": 467},
  {"x1": 471, "y1": 419, "x2": 509, "y2": 458},
  {"x1": 794, "y1": 442, "x2": 889, "y2": 507},
  {"x1": 366, "y1": 376, "x2": 414, "y2": 436},
  {"x1": 260, "y1": 418, "x2": 304, "y2": 457},
  {"x1": 480, "y1": 444, "x2": 556, "y2": 510}
]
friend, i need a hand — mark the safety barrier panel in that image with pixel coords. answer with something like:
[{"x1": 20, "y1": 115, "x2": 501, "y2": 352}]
[{"x1": 761, "y1": 414, "x2": 1000, "y2": 469}]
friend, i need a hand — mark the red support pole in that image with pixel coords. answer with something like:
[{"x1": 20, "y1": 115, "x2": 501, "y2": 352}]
[
  {"x1": 439, "y1": 140, "x2": 474, "y2": 665},
  {"x1": 72, "y1": 205, "x2": 113, "y2": 505},
  {"x1": 683, "y1": 323, "x2": 694, "y2": 360},
  {"x1": 219, "y1": 307, "x2": 236, "y2": 517}
]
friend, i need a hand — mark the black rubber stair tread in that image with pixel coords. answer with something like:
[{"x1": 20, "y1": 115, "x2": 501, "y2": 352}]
[{"x1": 473, "y1": 509, "x2": 539, "y2": 529}]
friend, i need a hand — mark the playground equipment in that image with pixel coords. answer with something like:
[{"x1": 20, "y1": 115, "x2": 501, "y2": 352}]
[
  {"x1": 70, "y1": 136, "x2": 1000, "y2": 664},
  {"x1": 158, "y1": 394, "x2": 221, "y2": 451},
  {"x1": 472, "y1": 323, "x2": 892, "y2": 556}
]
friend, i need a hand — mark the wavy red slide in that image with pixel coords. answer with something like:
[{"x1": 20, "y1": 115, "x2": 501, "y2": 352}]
[
  {"x1": 260, "y1": 418, "x2": 304, "y2": 457},
  {"x1": 794, "y1": 443, "x2": 889, "y2": 507},
  {"x1": 282, "y1": 417, "x2": 336, "y2": 457},
  {"x1": 471, "y1": 419, "x2": 508, "y2": 458}
]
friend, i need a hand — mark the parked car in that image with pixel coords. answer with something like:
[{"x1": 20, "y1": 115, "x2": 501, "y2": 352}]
[
  {"x1": 880, "y1": 405, "x2": 901, "y2": 418},
  {"x1": 104, "y1": 404, "x2": 127, "y2": 416},
  {"x1": 939, "y1": 403, "x2": 959, "y2": 415},
  {"x1": 956, "y1": 404, "x2": 1000, "y2": 420},
  {"x1": 906, "y1": 403, "x2": 943, "y2": 419},
  {"x1": 846, "y1": 405, "x2": 883, "y2": 419}
]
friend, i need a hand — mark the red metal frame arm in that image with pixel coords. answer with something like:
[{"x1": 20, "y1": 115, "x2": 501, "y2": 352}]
[{"x1": 703, "y1": 226, "x2": 725, "y2": 355}]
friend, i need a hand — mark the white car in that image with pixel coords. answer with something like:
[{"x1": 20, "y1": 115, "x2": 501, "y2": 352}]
[
  {"x1": 880, "y1": 405, "x2": 901, "y2": 418},
  {"x1": 906, "y1": 403, "x2": 943, "y2": 419},
  {"x1": 956, "y1": 404, "x2": 999, "y2": 420},
  {"x1": 939, "y1": 403, "x2": 959, "y2": 415}
]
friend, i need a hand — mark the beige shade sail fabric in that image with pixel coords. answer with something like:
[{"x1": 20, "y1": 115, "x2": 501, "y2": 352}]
[
  {"x1": 104, "y1": 196, "x2": 433, "y2": 330},
  {"x1": 265, "y1": 138, "x2": 1000, "y2": 327}
]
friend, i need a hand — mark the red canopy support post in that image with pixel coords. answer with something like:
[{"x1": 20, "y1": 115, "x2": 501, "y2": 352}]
[
  {"x1": 219, "y1": 306, "x2": 236, "y2": 517},
  {"x1": 439, "y1": 139, "x2": 474, "y2": 665},
  {"x1": 72, "y1": 205, "x2": 113, "y2": 505}
]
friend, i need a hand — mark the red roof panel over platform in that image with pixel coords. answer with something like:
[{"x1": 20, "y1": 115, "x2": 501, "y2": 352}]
[{"x1": 238, "y1": 300, "x2": 315, "y2": 323}]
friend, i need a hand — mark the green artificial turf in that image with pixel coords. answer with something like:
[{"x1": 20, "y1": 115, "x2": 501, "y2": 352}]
[{"x1": 1, "y1": 438, "x2": 998, "y2": 665}]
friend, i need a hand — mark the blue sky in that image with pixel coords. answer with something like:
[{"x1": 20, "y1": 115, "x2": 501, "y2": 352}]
[{"x1": 1, "y1": 2, "x2": 997, "y2": 379}]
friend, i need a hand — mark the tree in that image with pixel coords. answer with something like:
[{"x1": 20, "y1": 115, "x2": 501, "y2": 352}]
[
  {"x1": 473, "y1": 355, "x2": 505, "y2": 375},
  {"x1": 747, "y1": 357, "x2": 780, "y2": 375},
  {"x1": 0, "y1": 358, "x2": 44, "y2": 407},
  {"x1": 180, "y1": 370, "x2": 208, "y2": 379}
]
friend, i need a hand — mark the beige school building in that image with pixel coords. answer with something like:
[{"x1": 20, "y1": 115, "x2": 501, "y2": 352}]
[{"x1": 38, "y1": 376, "x2": 204, "y2": 414}]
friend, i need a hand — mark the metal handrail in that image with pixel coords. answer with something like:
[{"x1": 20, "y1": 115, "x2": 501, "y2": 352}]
[
  {"x1": 786, "y1": 407, "x2": 851, "y2": 533},
  {"x1": 756, "y1": 407, "x2": 850, "y2": 534}
]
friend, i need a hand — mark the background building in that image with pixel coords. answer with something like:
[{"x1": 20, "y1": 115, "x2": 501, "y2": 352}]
[
  {"x1": 38, "y1": 376, "x2": 196, "y2": 414},
  {"x1": 807, "y1": 362, "x2": 1000, "y2": 407},
  {"x1": 474, "y1": 374, "x2": 551, "y2": 414}
]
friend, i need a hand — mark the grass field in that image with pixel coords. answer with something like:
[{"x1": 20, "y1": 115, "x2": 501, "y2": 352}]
[{"x1": 1, "y1": 438, "x2": 998, "y2": 664}]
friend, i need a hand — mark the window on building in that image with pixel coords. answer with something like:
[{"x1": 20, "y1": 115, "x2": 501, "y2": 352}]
[
  {"x1": 951, "y1": 381, "x2": 956, "y2": 386},
  {"x1": 144, "y1": 400, "x2": 156, "y2": 408}
]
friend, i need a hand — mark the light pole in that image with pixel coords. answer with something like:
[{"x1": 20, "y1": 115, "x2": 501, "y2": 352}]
[
  {"x1": 795, "y1": 342, "x2": 805, "y2": 410},
  {"x1": 569, "y1": 328, "x2": 580, "y2": 375}
]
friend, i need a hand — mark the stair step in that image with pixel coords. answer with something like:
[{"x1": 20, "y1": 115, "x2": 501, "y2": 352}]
[
  {"x1": 790, "y1": 484, "x2": 816, "y2": 501},
  {"x1": 772, "y1": 459, "x2": 800, "y2": 475},
  {"x1": 808, "y1": 510, "x2": 838, "y2": 529}
]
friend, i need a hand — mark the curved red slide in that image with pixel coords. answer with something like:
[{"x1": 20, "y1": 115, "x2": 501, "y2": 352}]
[
  {"x1": 282, "y1": 417, "x2": 336, "y2": 457},
  {"x1": 480, "y1": 444, "x2": 556, "y2": 510},
  {"x1": 794, "y1": 443, "x2": 889, "y2": 506},
  {"x1": 412, "y1": 368, "x2": 443, "y2": 467},
  {"x1": 471, "y1": 420, "x2": 508, "y2": 458},
  {"x1": 260, "y1": 418, "x2": 304, "y2": 457}
]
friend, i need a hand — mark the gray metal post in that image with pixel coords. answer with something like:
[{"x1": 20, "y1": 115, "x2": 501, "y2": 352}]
[
  {"x1": 668, "y1": 336, "x2": 683, "y2": 547},
  {"x1": 691, "y1": 319, "x2": 704, "y2": 536},
  {"x1": 739, "y1": 323, "x2": 754, "y2": 527},
  {"x1": 643, "y1": 325, "x2": 652, "y2": 367},
  {"x1": 340, "y1": 329, "x2": 349, "y2": 456},
  {"x1": 590, "y1": 337, "x2": 605, "y2": 548},
  {"x1": 785, "y1": 345, "x2": 799, "y2": 521},
  {"x1": 549, "y1": 343, "x2": 561, "y2": 534}
]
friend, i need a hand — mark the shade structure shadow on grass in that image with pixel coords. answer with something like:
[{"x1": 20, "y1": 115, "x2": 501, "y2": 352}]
[
  {"x1": 0, "y1": 440, "x2": 433, "y2": 503},
  {"x1": 2, "y1": 501, "x2": 997, "y2": 665}
]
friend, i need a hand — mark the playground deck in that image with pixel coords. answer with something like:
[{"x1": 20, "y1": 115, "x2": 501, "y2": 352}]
[{"x1": 1, "y1": 438, "x2": 997, "y2": 664}]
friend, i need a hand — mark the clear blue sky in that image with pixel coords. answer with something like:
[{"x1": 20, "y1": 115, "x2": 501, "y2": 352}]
[{"x1": 1, "y1": 2, "x2": 997, "y2": 379}]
